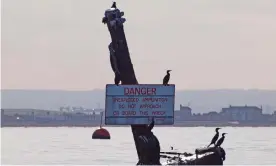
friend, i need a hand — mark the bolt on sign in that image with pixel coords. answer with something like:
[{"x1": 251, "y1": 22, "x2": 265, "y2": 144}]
[{"x1": 105, "y1": 84, "x2": 175, "y2": 125}]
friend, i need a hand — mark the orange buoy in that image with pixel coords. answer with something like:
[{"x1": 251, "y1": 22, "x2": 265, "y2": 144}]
[{"x1": 92, "y1": 112, "x2": 111, "y2": 139}]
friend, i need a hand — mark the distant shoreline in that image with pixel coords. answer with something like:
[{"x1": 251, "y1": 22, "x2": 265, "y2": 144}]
[{"x1": 2, "y1": 89, "x2": 276, "y2": 114}]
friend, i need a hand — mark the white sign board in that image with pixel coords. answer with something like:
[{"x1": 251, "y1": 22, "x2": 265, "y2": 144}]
[{"x1": 105, "y1": 84, "x2": 175, "y2": 125}]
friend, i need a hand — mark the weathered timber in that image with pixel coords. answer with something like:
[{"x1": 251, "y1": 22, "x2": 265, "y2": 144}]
[{"x1": 102, "y1": 5, "x2": 151, "y2": 163}]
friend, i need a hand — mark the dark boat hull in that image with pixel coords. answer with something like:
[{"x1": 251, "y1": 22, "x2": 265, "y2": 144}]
[{"x1": 162, "y1": 147, "x2": 225, "y2": 165}]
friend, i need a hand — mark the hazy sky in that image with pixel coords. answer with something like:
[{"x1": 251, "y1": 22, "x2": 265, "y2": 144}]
[{"x1": 1, "y1": 0, "x2": 276, "y2": 90}]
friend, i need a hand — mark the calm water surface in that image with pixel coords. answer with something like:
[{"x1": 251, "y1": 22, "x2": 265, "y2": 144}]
[{"x1": 1, "y1": 127, "x2": 276, "y2": 165}]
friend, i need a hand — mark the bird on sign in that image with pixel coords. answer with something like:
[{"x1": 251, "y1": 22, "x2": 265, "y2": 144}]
[{"x1": 163, "y1": 70, "x2": 172, "y2": 86}]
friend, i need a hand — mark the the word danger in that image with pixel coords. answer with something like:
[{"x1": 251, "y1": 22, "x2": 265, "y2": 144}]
[{"x1": 124, "y1": 87, "x2": 156, "y2": 95}]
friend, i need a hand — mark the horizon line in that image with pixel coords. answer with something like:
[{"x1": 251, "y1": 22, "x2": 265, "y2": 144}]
[{"x1": 1, "y1": 88, "x2": 276, "y2": 92}]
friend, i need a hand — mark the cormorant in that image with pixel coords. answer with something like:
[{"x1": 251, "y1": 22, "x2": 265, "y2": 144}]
[
  {"x1": 207, "y1": 127, "x2": 221, "y2": 147},
  {"x1": 137, "y1": 117, "x2": 161, "y2": 165},
  {"x1": 114, "y1": 72, "x2": 121, "y2": 86},
  {"x1": 215, "y1": 133, "x2": 227, "y2": 147},
  {"x1": 111, "y1": 2, "x2": 117, "y2": 9},
  {"x1": 163, "y1": 70, "x2": 172, "y2": 86}
]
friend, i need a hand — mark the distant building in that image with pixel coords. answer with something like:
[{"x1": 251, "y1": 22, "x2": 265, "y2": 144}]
[
  {"x1": 203, "y1": 111, "x2": 221, "y2": 121},
  {"x1": 272, "y1": 111, "x2": 276, "y2": 121},
  {"x1": 175, "y1": 105, "x2": 192, "y2": 120},
  {"x1": 220, "y1": 105, "x2": 263, "y2": 121}
]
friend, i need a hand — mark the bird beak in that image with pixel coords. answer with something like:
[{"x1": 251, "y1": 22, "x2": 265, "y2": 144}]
[{"x1": 168, "y1": 70, "x2": 172, "y2": 72}]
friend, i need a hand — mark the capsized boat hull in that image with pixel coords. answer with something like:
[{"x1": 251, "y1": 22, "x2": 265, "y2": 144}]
[{"x1": 161, "y1": 147, "x2": 225, "y2": 165}]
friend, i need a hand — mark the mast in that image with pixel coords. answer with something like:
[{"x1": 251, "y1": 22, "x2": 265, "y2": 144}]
[
  {"x1": 102, "y1": 3, "x2": 149, "y2": 161},
  {"x1": 100, "y1": 111, "x2": 103, "y2": 128}
]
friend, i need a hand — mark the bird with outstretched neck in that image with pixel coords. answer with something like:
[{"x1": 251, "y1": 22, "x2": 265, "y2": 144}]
[
  {"x1": 216, "y1": 133, "x2": 227, "y2": 147},
  {"x1": 207, "y1": 127, "x2": 221, "y2": 147},
  {"x1": 163, "y1": 70, "x2": 172, "y2": 86},
  {"x1": 136, "y1": 118, "x2": 161, "y2": 165}
]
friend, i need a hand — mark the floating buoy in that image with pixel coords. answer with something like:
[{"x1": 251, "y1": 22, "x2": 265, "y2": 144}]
[
  {"x1": 92, "y1": 127, "x2": 110, "y2": 139},
  {"x1": 92, "y1": 112, "x2": 111, "y2": 139}
]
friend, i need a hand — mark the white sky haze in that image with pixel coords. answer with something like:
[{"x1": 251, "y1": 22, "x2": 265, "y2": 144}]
[{"x1": 1, "y1": 0, "x2": 276, "y2": 90}]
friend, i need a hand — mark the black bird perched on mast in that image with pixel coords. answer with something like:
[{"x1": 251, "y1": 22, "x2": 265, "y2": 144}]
[
  {"x1": 207, "y1": 127, "x2": 221, "y2": 147},
  {"x1": 111, "y1": 2, "x2": 117, "y2": 9},
  {"x1": 163, "y1": 70, "x2": 172, "y2": 86},
  {"x1": 215, "y1": 133, "x2": 227, "y2": 147}
]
